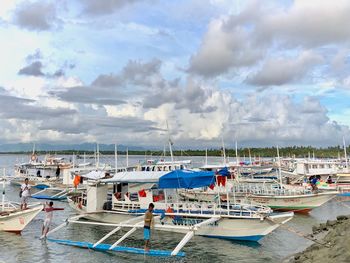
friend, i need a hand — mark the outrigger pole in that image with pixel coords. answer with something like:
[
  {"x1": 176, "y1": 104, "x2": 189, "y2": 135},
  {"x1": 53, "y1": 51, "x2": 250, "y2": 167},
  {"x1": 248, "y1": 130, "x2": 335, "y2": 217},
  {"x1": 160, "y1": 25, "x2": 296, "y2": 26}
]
[
  {"x1": 171, "y1": 216, "x2": 221, "y2": 256},
  {"x1": 45, "y1": 212, "x2": 222, "y2": 257}
]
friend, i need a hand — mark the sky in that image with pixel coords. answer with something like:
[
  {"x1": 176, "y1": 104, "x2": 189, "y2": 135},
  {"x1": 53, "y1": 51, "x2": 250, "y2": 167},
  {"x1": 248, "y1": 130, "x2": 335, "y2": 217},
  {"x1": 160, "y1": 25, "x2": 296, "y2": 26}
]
[{"x1": 0, "y1": 0, "x2": 349, "y2": 148}]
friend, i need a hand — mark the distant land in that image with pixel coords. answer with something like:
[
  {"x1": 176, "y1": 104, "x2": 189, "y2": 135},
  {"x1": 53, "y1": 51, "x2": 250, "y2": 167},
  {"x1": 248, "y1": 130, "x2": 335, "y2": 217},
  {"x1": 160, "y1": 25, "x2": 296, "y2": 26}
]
[
  {"x1": 0, "y1": 143, "x2": 144, "y2": 152},
  {"x1": 0, "y1": 143, "x2": 348, "y2": 158}
]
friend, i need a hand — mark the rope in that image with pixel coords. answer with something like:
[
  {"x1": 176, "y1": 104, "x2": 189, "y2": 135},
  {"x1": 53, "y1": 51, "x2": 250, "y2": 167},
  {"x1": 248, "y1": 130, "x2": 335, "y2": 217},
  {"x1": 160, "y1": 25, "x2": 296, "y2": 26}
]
[
  {"x1": 336, "y1": 200, "x2": 350, "y2": 210},
  {"x1": 267, "y1": 217, "x2": 330, "y2": 247}
]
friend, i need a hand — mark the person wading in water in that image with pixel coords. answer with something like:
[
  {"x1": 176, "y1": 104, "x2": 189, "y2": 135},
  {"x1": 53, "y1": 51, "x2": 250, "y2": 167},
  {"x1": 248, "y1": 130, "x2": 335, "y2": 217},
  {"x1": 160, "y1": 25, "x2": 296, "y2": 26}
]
[{"x1": 144, "y1": 203, "x2": 154, "y2": 252}]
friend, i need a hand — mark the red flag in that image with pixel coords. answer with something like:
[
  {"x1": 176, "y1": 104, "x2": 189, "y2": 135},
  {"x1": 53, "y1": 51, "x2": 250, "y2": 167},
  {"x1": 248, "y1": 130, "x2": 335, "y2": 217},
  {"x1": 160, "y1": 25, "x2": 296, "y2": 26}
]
[
  {"x1": 209, "y1": 184, "x2": 215, "y2": 190},
  {"x1": 138, "y1": 189, "x2": 146, "y2": 197}
]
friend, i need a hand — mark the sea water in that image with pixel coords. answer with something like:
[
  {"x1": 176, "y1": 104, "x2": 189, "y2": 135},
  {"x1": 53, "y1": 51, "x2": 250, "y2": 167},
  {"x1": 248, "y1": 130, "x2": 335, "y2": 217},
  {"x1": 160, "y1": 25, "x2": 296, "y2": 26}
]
[{"x1": 0, "y1": 154, "x2": 349, "y2": 263}]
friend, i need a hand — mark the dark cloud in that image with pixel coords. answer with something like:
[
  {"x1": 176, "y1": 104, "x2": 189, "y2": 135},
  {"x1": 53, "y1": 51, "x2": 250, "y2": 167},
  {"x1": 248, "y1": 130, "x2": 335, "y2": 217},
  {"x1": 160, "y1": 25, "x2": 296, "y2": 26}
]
[
  {"x1": 18, "y1": 61, "x2": 44, "y2": 76},
  {"x1": 39, "y1": 114, "x2": 159, "y2": 135},
  {"x1": 52, "y1": 69, "x2": 65, "y2": 78},
  {"x1": 53, "y1": 59, "x2": 162, "y2": 105},
  {"x1": 0, "y1": 94, "x2": 76, "y2": 121},
  {"x1": 143, "y1": 78, "x2": 217, "y2": 113},
  {"x1": 19, "y1": 51, "x2": 73, "y2": 78},
  {"x1": 79, "y1": 0, "x2": 140, "y2": 16},
  {"x1": 50, "y1": 86, "x2": 126, "y2": 105},
  {"x1": 13, "y1": 1, "x2": 61, "y2": 31},
  {"x1": 25, "y1": 50, "x2": 43, "y2": 62}
]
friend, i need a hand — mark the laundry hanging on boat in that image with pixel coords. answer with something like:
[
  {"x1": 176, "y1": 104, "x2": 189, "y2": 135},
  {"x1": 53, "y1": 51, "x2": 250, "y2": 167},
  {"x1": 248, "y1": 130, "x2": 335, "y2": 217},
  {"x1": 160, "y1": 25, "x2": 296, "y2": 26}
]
[{"x1": 138, "y1": 189, "x2": 147, "y2": 197}]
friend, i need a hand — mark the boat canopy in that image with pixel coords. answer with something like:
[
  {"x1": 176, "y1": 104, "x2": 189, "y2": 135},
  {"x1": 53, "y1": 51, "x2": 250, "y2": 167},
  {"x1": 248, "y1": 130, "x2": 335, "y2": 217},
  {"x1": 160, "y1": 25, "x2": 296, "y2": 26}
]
[
  {"x1": 102, "y1": 169, "x2": 215, "y2": 189},
  {"x1": 102, "y1": 171, "x2": 167, "y2": 183},
  {"x1": 159, "y1": 170, "x2": 215, "y2": 189},
  {"x1": 81, "y1": 170, "x2": 108, "y2": 180}
]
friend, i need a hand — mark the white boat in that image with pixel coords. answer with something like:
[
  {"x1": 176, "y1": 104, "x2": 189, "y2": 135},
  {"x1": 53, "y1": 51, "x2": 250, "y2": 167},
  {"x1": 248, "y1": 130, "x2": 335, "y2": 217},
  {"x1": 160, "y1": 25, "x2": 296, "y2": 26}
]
[
  {"x1": 45, "y1": 169, "x2": 293, "y2": 258},
  {"x1": 1, "y1": 179, "x2": 43, "y2": 233},
  {"x1": 50, "y1": 170, "x2": 294, "y2": 256},
  {"x1": 181, "y1": 184, "x2": 338, "y2": 213},
  {"x1": 0, "y1": 202, "x2": 43, "y2": 233}
]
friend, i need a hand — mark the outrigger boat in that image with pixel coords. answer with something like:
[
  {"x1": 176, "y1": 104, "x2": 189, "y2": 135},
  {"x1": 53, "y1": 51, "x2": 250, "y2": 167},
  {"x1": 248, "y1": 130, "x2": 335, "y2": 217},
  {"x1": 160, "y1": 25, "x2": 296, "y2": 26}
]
[
  {"x1": 181, "y1": 183, "x2": 338, "y2": 213},
  {"x1": 1, "y1": 179, "x2": 43, "y2": 233},
  {"x1": 47, "y1": 169, "x2": 294, "y2": 257},
  {"x1": 181, "y1": 167, "x2": 338, "y2": 213}
]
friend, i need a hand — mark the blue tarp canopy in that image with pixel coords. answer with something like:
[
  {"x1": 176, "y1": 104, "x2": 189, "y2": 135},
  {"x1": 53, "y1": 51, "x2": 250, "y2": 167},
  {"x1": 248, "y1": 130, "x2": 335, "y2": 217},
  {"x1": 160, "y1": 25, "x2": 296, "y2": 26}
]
[
  {"x1": 217, "y1": 167, "x2": 230, "y2": 176},
  {"x1": 159, "y1": 169, "x2": 215, "y2": 189}
]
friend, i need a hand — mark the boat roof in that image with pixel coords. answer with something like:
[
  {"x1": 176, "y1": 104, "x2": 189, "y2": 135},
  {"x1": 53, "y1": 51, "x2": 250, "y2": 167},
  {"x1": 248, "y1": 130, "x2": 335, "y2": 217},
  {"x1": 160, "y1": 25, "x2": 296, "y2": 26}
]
[
  {"x1": 102, "y1": 169, "x2": 215, "y2": 189},
  {"x1": 102, "y1": 171, "x2": 167, "y2": 183}
]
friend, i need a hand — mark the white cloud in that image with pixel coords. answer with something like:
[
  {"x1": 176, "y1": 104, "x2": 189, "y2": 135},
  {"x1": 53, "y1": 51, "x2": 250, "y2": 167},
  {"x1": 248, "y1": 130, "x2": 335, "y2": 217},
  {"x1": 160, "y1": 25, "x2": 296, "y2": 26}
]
[{"x1": 246, "y1": 51, "x2": 323, "y2": 86}]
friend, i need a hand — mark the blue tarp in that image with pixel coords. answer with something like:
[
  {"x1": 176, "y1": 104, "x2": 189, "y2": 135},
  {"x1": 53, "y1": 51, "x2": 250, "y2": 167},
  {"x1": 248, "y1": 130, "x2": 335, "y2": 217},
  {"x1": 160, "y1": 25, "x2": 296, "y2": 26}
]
[
  {"x1": 159, "y1": 169, "x2": 215, "y2": 189},
  {"x1": 217, "y1": 167, "x2": 230, "y2": 177}
]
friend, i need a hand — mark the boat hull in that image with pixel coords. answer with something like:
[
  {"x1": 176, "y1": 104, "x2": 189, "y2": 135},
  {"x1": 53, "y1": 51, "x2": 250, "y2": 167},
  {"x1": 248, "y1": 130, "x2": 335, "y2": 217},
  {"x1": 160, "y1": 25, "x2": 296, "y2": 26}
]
[
  {"x1": 0, "y1": 204, "x2": 43, "y2": 233},
  {"x1": 67, "y1": 199, "x2": 292, "y2": 242},
  {"x1": 181, "y1": 191, "x2": 337, "y2": 212}
]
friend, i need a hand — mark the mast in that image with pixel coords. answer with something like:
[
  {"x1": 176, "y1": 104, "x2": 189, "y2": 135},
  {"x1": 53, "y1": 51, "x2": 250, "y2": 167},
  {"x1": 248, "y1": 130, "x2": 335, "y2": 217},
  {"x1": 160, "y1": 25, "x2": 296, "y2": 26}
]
[
  {"x1": 2, "y1": 168, "x2": 5, "y2": 211},
  {"x1": 96, "y1": 143, "x2": 100, "y2": 169},
  {"x1": 235, "y1": 141, "x2": 239, "y2": 166},
  {"x1": 114, "y1": 144, "x2": 118, "y2": 172},
  {"x1": 344, "y1": 136, "x2": 348, "y2": 171},
  {"x1": 277, "y1": 145, "x2": 282, "y2": 185},
  {"x1": 221, "y1": 137, "x2": 226, "y2": 165},
  {"x1": 248, "y1": 148, "x2": 252, "y2": 165},
  {"x1": 205, "y1": 148, "x2": 208, "y2": 166},
  {"x1": 166, "y1": 121, "x2": 174, "y2": 163},
  {"x1": 126, "y1": 147, "x2": 129, "y2": 167}
]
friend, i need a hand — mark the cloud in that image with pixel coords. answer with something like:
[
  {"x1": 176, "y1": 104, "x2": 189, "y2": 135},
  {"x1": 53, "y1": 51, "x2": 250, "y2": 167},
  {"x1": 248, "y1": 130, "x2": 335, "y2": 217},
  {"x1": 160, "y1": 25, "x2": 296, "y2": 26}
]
[
  {"x1": 25, "y1": 49, "x2": 43, "y2": 62},
  {"x1": 18, "y1": 50, "x2": 73, "y2": 78},
  {"x1": 189, "y1": 17, "x2": 263, "y2": 77},
  {"x1": 189, "y1": 0, "x2": 350, "y2": 78},
  {"x1": 79, "y1": 0, "x2": 141, "y2": 16},
  {"x1": 246, "y1": 51, "x2": 323, "y2": 86},
  {"x1": 143, "y1": 78, "x2": 218, "y2": 113},
  {"x1": 53, "y1": 59, "x2": 162, "y2": 105},
  {"x1": 13, "y1": 1, "x2": 61, "y2": 31},
  {"x1": 0, "y1": 94, "x2": 77, "y2": 120},
  {"x1": 52, "y1": 85, "x2": 127, "y2": 105},
  {"x1": 18, "y1": 61, "x2": 44, "y2": 76},
  {"x1": 255, "y1": 0, "x2": 350, "y2": 47}
]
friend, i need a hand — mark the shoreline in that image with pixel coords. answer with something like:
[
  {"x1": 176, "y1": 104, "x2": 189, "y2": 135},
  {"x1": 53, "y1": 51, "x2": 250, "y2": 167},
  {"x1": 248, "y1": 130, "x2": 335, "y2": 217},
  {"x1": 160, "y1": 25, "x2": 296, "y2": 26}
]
[{"x1": 286, "y1": 215, "x2": 350, "y2": 263}]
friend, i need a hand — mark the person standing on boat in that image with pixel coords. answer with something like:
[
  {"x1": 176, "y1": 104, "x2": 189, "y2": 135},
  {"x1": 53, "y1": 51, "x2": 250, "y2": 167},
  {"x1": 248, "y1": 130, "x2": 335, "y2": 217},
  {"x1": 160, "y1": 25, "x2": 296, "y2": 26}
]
[
  {"x1": 55, "y1": 166, "x2": 60, "y2": 179},
  {"x1": 144, "y1": 203, "x2": 154, "y2": 252},
  {"x1": 41, "y1": 201, "x2": 54, "y2": 238},
  {"x1": 20, "y1": 178, "x2": 31, "y2": 210}
]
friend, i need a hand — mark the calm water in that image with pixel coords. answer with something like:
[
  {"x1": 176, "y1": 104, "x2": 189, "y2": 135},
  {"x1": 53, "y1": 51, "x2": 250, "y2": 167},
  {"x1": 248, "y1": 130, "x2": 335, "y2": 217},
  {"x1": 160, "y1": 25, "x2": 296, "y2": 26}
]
[{"x1": 1, "y1": 154, "x2": 350, "y2": 263}]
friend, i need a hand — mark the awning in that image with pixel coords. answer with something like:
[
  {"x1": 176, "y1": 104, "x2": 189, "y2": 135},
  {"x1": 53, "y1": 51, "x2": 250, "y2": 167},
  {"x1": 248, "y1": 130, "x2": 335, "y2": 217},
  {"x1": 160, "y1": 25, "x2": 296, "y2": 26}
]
[
  {"x1": 158, "y1": 170, "x2": 215, "y2": 189},
  {"x1": 81, "y1": 170, "x2": 107, "y2": 180},
  {"x1": 102, "y1": 171, "x2": 167, "y2": 183}
]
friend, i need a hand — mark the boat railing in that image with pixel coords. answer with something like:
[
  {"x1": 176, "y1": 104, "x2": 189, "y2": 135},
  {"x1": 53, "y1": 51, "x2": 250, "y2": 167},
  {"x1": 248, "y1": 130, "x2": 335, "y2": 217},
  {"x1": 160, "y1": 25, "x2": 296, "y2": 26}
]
[
  {"x1": 233, "y1": 183, "x2": 313, "y2": 196},
  {"x1": 112, "y1": 199, "x2": 267, "y2": 218}
]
